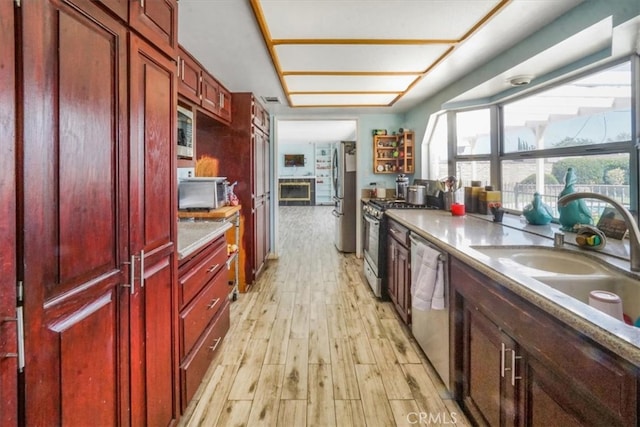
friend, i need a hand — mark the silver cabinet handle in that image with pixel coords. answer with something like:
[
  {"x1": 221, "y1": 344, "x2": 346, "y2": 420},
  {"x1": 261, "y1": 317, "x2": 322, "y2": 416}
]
[
  {"x1": 207, "y1": 298, "x2": 220, "y2": 310},
  {"x1": 500, "y1": 342, "x2": 506, "y2": 378},
  {"x1": 209, "y1": 338, "x2": 221, "y2": 352},
  {"x1": 140, "y1": 250, "x2": 145, "y2": 288},
  {"x1": 511, "y1": 349, "x2": 522, "y2": 386},
  {"x1": 207, "y1": 263, "x2": 220, "y2": 273},
  {"x1": 181, "y1": 58, "x2": 184, "y2": 81},
  {"x1": 129, "y1": 254, "x2": 136, "y2": 295}
]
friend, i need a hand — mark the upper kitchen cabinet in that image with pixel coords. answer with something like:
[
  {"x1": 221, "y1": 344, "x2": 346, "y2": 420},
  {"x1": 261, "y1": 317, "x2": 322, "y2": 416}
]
[
  {"x1": 94, "y1": 0, "x2": 178, "y2": 57},
  {"x1": 0, "y1": 2, "x2": 17, "y2": 426},
  {"x1": 178, "y1": 47, "x2": 201, "y2": 105},
  {"x1": 178, "y1": 46, "x2": 233, "y2": 125},
  {"x1": 129, "y1": 0, "x2": 178, "y2": 57}
]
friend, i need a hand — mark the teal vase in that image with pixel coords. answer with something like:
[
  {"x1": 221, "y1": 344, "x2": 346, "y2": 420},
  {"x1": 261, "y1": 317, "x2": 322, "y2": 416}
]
[
  {"x1": 523, "y1": 192, "x2": 553, "y2": 225},
  {"x1": 557, "y1": 168, "x2": 593, "y2": 231}
]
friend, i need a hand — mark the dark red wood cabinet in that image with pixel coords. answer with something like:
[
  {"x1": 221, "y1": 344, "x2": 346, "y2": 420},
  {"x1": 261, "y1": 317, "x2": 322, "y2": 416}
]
[
  {"x1": 18, "y1": 0, "x2": 178, "y2": 425},
  {"x1": 129, "y1": 33, "x2": 179, "y2": 426},
  {"x1": 177, "y1": 45, "x2": 233, "y2": 126},
  {"x1": 386, "y1": 219, "x2": 411, "y2": 324},
  {"x1": 178, "y1": 234, "x2": 230, "y2": 410},
  {"x1": 451, "y1": 258, "x2": 638, "y2": 426},
  {"x1": 198, "y1": 93, "x2": 271, "y2": 285},
  {"x1": 129, "y1": 0, "x2": 178, "y2": 56},
  {"x1": 0, "y1": 2, "x2": 17, "y2": 426}
]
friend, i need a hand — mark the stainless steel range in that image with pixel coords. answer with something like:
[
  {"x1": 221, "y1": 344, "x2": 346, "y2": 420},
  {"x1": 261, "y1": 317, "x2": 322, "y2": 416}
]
[{"x1": 362, "y1": 199, "x2": 431, "y2": 297}]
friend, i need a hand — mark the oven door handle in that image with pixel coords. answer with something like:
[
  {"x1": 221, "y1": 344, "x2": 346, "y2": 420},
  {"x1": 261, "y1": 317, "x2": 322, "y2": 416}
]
[{"x1": 364, "y1": 215, "x2": 379, "y2": 227}]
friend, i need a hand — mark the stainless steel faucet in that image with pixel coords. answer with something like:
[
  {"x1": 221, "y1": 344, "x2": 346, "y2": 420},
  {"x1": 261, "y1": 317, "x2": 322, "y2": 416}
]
[{"x1": 557, "y1": 192, "x2": 640, "y2": 271}]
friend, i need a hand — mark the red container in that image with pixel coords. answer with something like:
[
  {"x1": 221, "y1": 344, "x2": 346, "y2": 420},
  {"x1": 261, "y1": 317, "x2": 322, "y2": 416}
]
[{"x1": 451, "y1": 203, "x2": 465, "y2": 216}]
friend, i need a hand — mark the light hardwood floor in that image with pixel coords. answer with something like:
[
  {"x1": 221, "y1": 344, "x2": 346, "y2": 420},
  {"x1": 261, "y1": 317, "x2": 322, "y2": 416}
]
[{"x1": 179, "y1": 206, "x2": 468, "y2": 427}]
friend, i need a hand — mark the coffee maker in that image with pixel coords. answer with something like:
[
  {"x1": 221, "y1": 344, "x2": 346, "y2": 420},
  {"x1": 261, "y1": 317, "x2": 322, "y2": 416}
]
[{"x1": 395, "y1": 174, "x2": 409, "y2": 200}]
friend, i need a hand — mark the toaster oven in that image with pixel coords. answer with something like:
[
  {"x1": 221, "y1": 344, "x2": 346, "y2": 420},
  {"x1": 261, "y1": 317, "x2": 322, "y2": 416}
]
[{"x1": 178, "y1": 177, "x2": 228, "y2": 210}]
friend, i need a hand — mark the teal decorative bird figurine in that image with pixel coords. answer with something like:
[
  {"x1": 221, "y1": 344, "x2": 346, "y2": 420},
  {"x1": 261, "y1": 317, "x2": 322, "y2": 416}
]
[
  {"x1": 558, "y1": 168, "x2": 593, "y2": 231},
  {"x1": 523, "y1": 192, "x2": 553, "y2": 225}
]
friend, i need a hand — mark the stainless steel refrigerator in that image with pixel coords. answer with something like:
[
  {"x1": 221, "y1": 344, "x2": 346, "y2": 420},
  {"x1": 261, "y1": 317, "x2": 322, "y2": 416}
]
[{"x1": 332, "y1": 141, "x2": 357, "y2": 252}]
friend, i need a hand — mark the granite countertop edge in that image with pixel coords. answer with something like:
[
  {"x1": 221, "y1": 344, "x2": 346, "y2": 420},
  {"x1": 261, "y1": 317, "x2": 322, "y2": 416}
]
[
  {"x1": 385, "y1": 209, "x2": 640, "y2": 367},
  {"x1": 177, "y1": 221, "x2": 233, "y2": 260}
]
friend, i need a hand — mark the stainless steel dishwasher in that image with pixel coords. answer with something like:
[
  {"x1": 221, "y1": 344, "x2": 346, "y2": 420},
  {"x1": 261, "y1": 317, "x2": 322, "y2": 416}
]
[{"x1": 409, "y1": 232, "x2": 450, "y2": 391}]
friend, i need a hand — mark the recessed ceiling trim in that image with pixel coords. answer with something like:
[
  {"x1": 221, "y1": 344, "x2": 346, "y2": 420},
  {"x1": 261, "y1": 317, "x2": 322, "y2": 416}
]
[
  {"x1": 251, "y1": 0, "x2": 513, "y2": 109},
  {"x1": 272, "y1": 38, "x2": 459, "y2": 46},
  {"x1": 283, "y1": 71, "x2": 422, "y2": 76},
  {"x1": 289, "y1": 91, "x2": 400, "y2": 95}
]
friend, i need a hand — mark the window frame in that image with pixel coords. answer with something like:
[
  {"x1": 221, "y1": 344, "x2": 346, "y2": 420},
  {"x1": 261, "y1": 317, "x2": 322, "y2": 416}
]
[{"x1": 442, "y1": 55, "x2": 639, "y2": 216}]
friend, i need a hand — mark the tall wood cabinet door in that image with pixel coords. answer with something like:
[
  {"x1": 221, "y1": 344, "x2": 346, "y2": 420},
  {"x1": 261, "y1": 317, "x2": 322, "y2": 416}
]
[
  {"x1": 129, "y1": 0, "x2": 177, "y2": 56},
  {"x1": 253, "y1": 128, "x2": 267, "y2": 198},
  {"x1": 21, "y1": 1, "x2": 129, "y2": 425},
  {"x1": 0, "y1": 3, "x2": 17, "y2": 426},
  {"x1": 129, "y1": 33, "x2": 178, "y2": 426}
]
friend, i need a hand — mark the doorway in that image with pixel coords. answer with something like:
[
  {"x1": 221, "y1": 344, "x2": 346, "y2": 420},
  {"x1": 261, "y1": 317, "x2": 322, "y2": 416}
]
[{"x1": 272, "y1": 119, "x2": 358, "y2": 258}]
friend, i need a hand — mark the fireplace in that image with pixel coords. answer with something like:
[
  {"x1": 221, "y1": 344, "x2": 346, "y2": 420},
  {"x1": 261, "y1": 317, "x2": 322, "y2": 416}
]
[{"x1": 278, "y1": 178, "x2": 316, "y2": 205}]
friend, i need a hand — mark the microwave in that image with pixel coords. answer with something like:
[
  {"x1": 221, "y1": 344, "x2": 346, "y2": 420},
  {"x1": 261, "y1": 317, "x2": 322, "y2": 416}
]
[
  {"x1": 177, "y1": 105, "x2": 193, "y2": 158},
  {"x1": 178, "y1": 177, "x2": 227, "y2": 210}
]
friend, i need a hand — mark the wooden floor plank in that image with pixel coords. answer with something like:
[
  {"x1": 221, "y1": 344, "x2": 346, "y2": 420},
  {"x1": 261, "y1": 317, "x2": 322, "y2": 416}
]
[
  {"x1": 246, "y1": 365, "x2": 285, "y2": 426},
  {"x1": 214, "y1": 400, "x2": 252, "y2": 427},
  {"x1": 281, "y1": 338, "x2": 309, "y2": 400},
  {"x1": 263, "y1": 318, "x2": 291, "y2": 365},
  {"x1": 389, "y1": 399, "x2": 421, "y2": 427},
  {"x1": 354, "y1": 364, "x2": 396, "y2": 427},
  {"x1": 334, "y1": 400, "x2": 367, "y2": 427},
  {"x1": 277, "y1": 400, "x2": 307, "y2": 427},
  {"x1": 307, "y1": 363, "x2": 336, "y2": 427},
  {"x1": 329, "y1": 338, "x2": 360, "y2": 400},
  {"x1": 370, "y1": 338, "x2": 414, "y2": 400},
  {"x1": 227, "y1": 338, "x2": 269, "y2": 400}
]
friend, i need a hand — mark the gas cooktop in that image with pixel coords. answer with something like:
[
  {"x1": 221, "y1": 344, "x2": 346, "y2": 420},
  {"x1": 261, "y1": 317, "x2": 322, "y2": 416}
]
[{"x1": 367, "y1": 199, "x2": 428, "y2": 210}]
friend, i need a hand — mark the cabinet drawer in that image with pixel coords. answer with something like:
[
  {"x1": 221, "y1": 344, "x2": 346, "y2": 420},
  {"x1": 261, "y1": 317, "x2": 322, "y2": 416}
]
[
  {"x1": 388, "y1": 219, "x2": 409, "y2": 247},
  {"x1": 180, "y1": 301, "x2": 230, "y2": 409},
  {"x1": 179, "y1": 236, "x2": 227, "y2": 306},
  {"x1": 180, "y1": 266, "x2": 229, "y2": 356}
]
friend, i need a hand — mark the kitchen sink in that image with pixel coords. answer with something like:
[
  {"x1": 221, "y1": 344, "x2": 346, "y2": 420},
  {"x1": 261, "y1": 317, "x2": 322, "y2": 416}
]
[
  {"x1": 471, "y1": 245, "x2": 640, "y2": 323},
  {"x1": 471, "y1": 246, "x2": 608, "y2": 275}
]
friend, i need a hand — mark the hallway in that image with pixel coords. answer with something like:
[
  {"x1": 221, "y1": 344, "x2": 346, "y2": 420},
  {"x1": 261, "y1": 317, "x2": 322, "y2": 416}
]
[{"x1": 179, "y1": 206, "x2": 467, "y2": 426}]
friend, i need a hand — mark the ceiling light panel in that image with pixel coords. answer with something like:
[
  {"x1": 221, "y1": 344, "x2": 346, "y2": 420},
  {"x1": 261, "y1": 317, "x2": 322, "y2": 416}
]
[
  {"x1": 259, "y1": 0, "x2": 502, "y2": 40},
  {"x1": 290, "y1": 93, "x2": 398, "y2": 106},
  {"x1": 285, "y1": 75, "x2": 418, "y2": 92},
  {"x1": 275, "y1": 44, "x2": 451, "y2": 73}
]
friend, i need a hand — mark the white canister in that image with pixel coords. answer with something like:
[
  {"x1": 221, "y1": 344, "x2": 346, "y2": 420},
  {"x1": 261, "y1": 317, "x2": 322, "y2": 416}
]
[
  {"x1": 376, "y1": 187, "x2": 386, "y2": 199},
  {"x1": 588, "y1": 290, "x2": 624, "y2": 321}
]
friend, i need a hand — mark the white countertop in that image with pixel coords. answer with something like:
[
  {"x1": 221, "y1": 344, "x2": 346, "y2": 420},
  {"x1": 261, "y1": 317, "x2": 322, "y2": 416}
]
[
  {"x1": 177, "y1": 220, "x2": 232, "y2": 260},
  {"x1": 386, "y1": 208, "x2": 640, "y2": 365}
]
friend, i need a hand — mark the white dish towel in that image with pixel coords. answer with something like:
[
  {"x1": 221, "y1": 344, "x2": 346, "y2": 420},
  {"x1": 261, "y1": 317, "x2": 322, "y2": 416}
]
[{"x1": 411, "y1": 241, "x2": 445, "y2": 311}]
